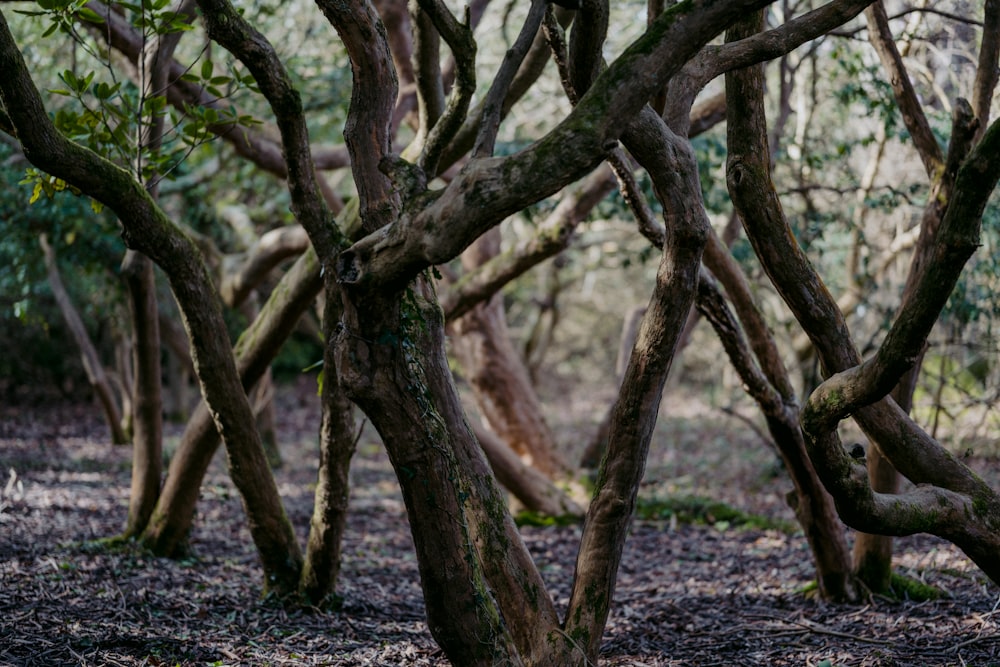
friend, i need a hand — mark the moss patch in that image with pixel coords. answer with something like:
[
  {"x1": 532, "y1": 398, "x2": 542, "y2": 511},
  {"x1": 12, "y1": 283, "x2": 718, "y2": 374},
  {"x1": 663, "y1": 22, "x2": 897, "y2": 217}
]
[
  {"x1": 888, "y1": 572, "x2": 946, "y2": 601},
  {"x1": 634, "y1": 494, "x2": 796, "y2": 533}
]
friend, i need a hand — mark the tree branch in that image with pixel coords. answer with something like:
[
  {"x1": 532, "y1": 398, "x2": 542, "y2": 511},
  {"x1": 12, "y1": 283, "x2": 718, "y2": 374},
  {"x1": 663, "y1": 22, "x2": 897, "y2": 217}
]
[
  {"x1": 314, "y1": 0, "x2": 400, "y2": 233},
  {"x1": 864, "y1": 1, "x2": 943, "y2": 177},
  {"x1": 196, "y1": 0, "x2": 343, "y2": 258},
  {"x1": 413, "y1": 0, "x2": 476, "y2": 177},
  {"x1": 972, "y1": 0, "x2": 1000, "y2": 143},
  {"x1": 337, "y1": 0, "x2": 777, "y2": 294},
  {"x1": 473, "y1": 0, "x2": 548, "y2": 158}
]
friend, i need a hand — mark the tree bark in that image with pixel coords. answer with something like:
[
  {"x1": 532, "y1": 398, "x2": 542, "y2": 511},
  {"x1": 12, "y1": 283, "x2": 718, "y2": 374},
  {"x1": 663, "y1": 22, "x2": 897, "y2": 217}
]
[
  {"x1": 563, "y1": 107, "x2": 709, "y2": 662},
  {"x1": 120, "y1": 250, "x2": 162, "y2": 537},
  {"x1": 337, "y1": 278, "x2": 561, "y2": 665},
  {"x1": 142, "y1": 248, "x2": 322, "y2": 556},
  {"x1": 299, "y1": 277, "x2": 357, "y2": 606},
  {"x1": 450, "y1": 230, "x2": 569, "y2": 481}
]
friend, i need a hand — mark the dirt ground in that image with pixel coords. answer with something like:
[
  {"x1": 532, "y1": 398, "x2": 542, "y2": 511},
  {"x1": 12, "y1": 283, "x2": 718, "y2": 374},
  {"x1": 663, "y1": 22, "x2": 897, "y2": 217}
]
[{"x1": 2, "y1": 380, "x2": 999, "y2": 666}]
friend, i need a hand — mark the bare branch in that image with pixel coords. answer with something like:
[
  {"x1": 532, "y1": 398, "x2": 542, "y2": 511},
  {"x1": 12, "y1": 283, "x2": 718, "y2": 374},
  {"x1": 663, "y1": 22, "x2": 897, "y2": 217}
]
[
  {"x1": 972, "y1": 0, "x2": 1000, "y2": 142},
  {"x1": 683, "y1": 0, "x2": 875, "y2": 91},
  {"x1": 338, "y1": 0, "x2": 777, "y2": 293},
  {"x1": 414, "y1": 0, "x2": 476, "y2": 176},
  {"x1": 473, "y1": 0, "x2": 548, "y2": 157},
  {"x1": 864, "y1": 2, "x2": 943, "y2": 177},
  {"x1": 315, "y1": 0, "x2": 400, "y2": 233}
]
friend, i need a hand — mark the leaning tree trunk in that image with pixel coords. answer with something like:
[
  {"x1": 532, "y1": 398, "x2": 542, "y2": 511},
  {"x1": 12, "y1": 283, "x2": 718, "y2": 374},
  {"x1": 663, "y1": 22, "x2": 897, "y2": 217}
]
[
  {"x1": 700, "y1": 232, "x2": 859, "y2": 602},
  {"x1": 450, "y1": 229, "x2": 570, "y2": 481},
  {"x1": 39, "y1": 234, "x2": 130, "y2": 445},
  {"x1": 337, "y1": 276, "x2": 570, "y2": 665},
  {"x1": 142, "y1": 248, "x2": 322, "y2": 556},
  {"x1": 299, "y1": 277, "x2": 358, "y2": 606}
]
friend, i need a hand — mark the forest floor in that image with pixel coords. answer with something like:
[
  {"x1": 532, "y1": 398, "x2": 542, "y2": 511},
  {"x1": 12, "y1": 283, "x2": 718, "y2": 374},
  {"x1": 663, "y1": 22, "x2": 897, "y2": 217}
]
[{"x1": 2, "y1": 378, "x2": 1000, "y2": 666}]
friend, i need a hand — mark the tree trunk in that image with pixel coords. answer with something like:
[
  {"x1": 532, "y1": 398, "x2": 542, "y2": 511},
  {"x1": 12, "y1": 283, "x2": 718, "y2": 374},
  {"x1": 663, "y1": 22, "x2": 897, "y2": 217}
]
[
  {"x1": 299, "y1": 279, "x2": 358, "y2": 606},
  {"x1": 142, "y1": 248, "x2": 322, "y2": 556},
  {"x1": 336, "y1": 278, "x2": 566, "y2": 665},
  {"x1": 472, "y1": 421, "x2": 582, "y2": 518},
  {"x1": 39, "y1": 234, "x2": 129, "y2": 445},
  {"x1": 700, "y1": 229, "x2": 859, "y2": 602},
  {"x1": 120, "y1": 250, "x2": 163, "y2": 537},
  {"x1": 450, "y1": 229, "x2": 569, "y2": 481},
  {"x1": 561, "y1": 107, "x2": 710, "y2": 662}
]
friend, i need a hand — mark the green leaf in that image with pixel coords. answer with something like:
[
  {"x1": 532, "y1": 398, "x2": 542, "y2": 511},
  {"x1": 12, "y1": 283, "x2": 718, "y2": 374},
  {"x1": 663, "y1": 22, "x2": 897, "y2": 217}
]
[
  {"x1": 61, "y1": 69, "x2": 78, "y2": 90},
  {"x1": 76, "y1": 7, "x2": 104, "y2": 23},
  {"x1": 200, "y1": 59, "x2": 213, "y2": 80}
]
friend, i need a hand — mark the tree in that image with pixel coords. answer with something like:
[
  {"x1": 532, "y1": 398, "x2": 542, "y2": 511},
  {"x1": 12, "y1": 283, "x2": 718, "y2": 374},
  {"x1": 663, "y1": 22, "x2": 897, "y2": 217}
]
[{"x1": 4, "y1": 0, "x2": 1000, "y2": 664}]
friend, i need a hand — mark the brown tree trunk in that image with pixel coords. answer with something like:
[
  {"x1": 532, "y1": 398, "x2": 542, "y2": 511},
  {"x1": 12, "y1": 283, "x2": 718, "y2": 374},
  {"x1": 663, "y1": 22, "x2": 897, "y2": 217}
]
[
  {"x1": 142, "y1": 248, "x2": 322, "y2": 556},
  {"x1": 450, "y1": 229, "x2": 569, "y2": 481},
  {"x1": 701, "y1": 229, "x2": 859, "y2": 602},
  {"x1": 120, "y1": 250, "x2": 163, "y2": 537},
  {"x1": 299, "y1": 279, "x2": 358, "y2": 606},
  {"x1": 472, "y1": 421, "x2": 582, "y2": 517},
  {"x1": 562, "y1": 108, "x2": 709, "y2": 662},
  {"x1": 336, "y1": 278, "x2": 565, "y2": 665},
  {"x1": 39, "y1": 234, "x2": 129, "y2": 445}
]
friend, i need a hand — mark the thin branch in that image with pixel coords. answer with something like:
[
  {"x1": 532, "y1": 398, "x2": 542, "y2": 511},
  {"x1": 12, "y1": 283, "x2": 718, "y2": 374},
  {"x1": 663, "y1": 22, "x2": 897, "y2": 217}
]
[
  {"x1": 864, "y1": 1, "x2": 943, "y2": 177},
  {"x1": 414, "y1": 0, "x2": 476, "y2": 176},
  {"x1": 972, "y1": 0, "x2": 1000, "y2": 142},
  {"x1": 472, "y1": 0, "x2": 547, "y2": 157}
]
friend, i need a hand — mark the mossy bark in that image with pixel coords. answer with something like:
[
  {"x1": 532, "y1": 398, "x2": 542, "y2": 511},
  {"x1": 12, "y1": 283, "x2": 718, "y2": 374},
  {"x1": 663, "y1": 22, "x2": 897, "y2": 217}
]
[{"x1": 336, "y1": 279, "x2": 559, "y2": 665}]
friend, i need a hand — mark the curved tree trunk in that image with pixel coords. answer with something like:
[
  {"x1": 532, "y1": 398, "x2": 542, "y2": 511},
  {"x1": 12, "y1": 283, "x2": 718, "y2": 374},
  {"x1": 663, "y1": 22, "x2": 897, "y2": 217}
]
[
  {"x1": 336, "y1": 278, "x2": 567, "y2": 666},
  {"x1": 450, "y1": 229, "x2": 569, "y2": 481},
  {"x1": 142, "y1": 248, "x2": 322, "y2": 556},
  {"x1": 299, "y1": 278, "x2": 358, "y2": 606}
]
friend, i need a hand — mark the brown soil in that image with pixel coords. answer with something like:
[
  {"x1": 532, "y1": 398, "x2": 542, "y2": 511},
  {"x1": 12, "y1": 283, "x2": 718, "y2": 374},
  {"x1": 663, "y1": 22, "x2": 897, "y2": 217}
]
[{"x1": 2, "y1": 381, "x2": 999, "y2": 666}]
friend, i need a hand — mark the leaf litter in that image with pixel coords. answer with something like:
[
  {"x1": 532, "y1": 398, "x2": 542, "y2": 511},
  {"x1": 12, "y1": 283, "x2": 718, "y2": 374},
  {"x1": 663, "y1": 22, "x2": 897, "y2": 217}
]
[{"x1": 2, "y1": 382, "x2": 999, "y2": 666}]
